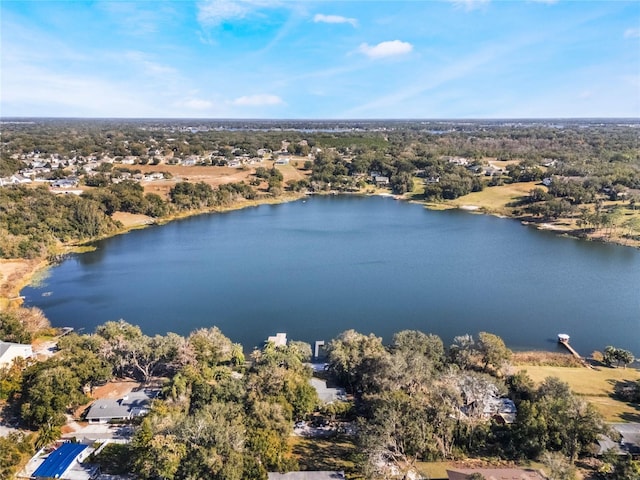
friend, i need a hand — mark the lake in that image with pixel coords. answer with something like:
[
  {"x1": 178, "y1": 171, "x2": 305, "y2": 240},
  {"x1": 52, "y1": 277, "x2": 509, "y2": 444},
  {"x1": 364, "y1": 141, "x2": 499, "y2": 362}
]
[{"x1": 21, "y1": 195, "x2": 640, "y2": 355}]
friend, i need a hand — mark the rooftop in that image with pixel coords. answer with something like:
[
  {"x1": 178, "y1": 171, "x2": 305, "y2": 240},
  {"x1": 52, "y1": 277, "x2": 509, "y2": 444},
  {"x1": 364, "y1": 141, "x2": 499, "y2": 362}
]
[
  {"x1": 32, "y1": 443, "x2": 88, "y2": 479},
  {"x1": 447, "y1": 468, "x2": 547, "y2": 480},
  {"x1": 268, "y1": 472, "x2": 346, "y2": 480}
]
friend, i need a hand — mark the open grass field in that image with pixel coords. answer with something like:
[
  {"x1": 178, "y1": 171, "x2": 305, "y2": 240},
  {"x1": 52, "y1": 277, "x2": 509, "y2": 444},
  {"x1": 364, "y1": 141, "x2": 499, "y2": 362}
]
[
  {"x1": 514, "y1": 365, "x2": 640, "y2": 422},
  {"x1": 290, "y1": 435, "x2": 363, "y2": 479},
  {"x1": 415, "y1": 460, "x2": 547, "y2": 480},
  {"x1": 137, "y1": 159, "x2": 310, "y2": 197},
  {"x1": 447, "y1": 181, "x2": 541, "y2": 214}
]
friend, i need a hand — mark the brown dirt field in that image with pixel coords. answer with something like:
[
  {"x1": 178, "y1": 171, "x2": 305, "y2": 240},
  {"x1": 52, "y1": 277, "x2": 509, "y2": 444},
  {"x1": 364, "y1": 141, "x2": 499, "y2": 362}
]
[
  {"x1": 138, "y1": 161, "x2": 310, "y2": 198},
  {"x1": 137, "y1": 164, "x2": 258, "y2": 197},
  {"x1": 0, "y1": 260, "x2": 29, "y2": 295},
  {"x1": 111, "y1": 212, "x2": 155, "y2": 228},
  {"x1": 91, "y1": 380, "x2": 141, "y2": 400},
  {"x1": 0, "y1": 258, "x2": 46, "y2": 301}
]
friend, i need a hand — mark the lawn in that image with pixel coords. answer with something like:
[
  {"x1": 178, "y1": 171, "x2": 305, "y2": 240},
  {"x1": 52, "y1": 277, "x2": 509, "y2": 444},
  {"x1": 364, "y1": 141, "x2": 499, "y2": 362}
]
[
  {"x1": 290, "y1": 435, "x2": 363, "y2": 479},
  {"x1": 447, "y1": 181, "x2": 541, "y2": 214},
  {"x1": 514, "y1": 365, "x2": 640, "y2": 422}
]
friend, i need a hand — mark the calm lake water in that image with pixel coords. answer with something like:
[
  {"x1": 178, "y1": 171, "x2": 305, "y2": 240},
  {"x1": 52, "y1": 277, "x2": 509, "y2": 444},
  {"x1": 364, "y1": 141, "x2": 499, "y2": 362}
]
[{"x1": 22, "y1": 196, "x2": 640, "y2": 355}]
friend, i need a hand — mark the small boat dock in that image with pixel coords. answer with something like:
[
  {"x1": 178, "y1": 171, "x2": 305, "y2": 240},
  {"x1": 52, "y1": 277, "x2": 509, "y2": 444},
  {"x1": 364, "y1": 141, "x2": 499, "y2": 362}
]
[{"x1": 557, "y1": 334, "x2": 592, "y2": 368}]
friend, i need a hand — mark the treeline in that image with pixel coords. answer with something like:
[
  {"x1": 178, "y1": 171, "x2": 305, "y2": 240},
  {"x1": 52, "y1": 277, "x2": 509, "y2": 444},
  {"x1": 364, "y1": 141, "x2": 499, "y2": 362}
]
[
  {"x1": 4, "y1": 120, "x2": 637, "y2": 165},
  {"x1": 0, "y1": 179, "x2": 258, "y2": 259},
  {"x1": 2, "y1": 321, "x2": 635, "y2": 479}
]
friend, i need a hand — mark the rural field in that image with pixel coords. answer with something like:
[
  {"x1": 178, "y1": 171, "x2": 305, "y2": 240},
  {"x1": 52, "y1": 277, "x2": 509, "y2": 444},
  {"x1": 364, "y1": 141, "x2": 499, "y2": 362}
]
[
  {"x1": 135, "y1": 159, "x2": 309, "y2": 197},
  {"x1": 515, "y1": 364, "x2": 640, "y2": 422}
]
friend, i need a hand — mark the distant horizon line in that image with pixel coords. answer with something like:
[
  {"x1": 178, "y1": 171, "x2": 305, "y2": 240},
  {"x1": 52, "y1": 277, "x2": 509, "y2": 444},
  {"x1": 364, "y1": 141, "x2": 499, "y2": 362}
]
[{"x1": 2, "y1": 116, "x2": 639, "y2": 122}]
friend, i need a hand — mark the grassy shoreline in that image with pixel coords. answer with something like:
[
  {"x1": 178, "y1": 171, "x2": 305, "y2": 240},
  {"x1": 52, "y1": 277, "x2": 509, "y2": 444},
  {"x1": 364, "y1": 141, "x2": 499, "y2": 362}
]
[
  {"x1": 1, "y1": 186, "x2": 637, "y2": 323},
  {"x1": 0, "y1": 192, "x2": 306, "y2": 303}
]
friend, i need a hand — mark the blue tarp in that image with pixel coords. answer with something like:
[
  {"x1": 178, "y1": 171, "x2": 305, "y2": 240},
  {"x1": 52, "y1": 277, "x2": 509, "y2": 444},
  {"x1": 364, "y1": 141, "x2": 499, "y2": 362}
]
[{"x1": 33, "y1": 443, "x2": 87, "y2": 478}]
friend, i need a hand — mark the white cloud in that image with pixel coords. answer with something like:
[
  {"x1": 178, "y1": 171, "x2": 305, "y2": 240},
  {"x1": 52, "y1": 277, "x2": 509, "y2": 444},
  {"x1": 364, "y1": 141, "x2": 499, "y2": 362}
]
[
  {"x1": 624, "y1": 28, "x2": 640, "y2": 39},
  {"x1": 358, "y1": 40, "x2": 413, "y2": 59},
  {"x1": 313, "y1": 14, "x2": 357, "y2": 27},
  {"x1": 231, "y1": 94, "x2": 283, "y2": 106},
  {"x1": 197, "y1": 0, "x2": 279, "y2": 26},
  {"x1": 449, "y1": 0, "x2": 490, "y2": 11}
]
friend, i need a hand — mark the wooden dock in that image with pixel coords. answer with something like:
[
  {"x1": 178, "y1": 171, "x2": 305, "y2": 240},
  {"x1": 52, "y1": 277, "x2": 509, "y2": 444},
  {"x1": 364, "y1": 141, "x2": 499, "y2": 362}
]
[{"x1": 558, "y1": 336, "x2": 592, "y2": 368}]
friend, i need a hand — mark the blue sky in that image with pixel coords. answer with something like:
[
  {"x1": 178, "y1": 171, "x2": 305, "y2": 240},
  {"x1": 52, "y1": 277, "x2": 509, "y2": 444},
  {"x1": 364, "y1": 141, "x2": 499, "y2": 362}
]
[{"x1": 1, "y1": 0, "x2": 639, "y2": 118}]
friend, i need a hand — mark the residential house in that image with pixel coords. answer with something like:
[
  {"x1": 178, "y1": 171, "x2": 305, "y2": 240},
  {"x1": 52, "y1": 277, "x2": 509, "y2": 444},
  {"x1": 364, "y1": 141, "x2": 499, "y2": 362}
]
[
  {"x1": 374, "y1": 176, "x2": 390, "y2": 187},
  {"x1": 268, "y1": 472, "x2": 346, "y2": 480},
  {"x1": 51, "y1": 177, "x2": 79, "y2": 189},
  {"x1": 0, "y1": 341, "x2": 33, "y2": 368},
  {"x1": 28, "y1": 442, "x2": 97, "y2": 480},
  {"x1": 446, "y1": 156, "x2": 470, "y2": 166},
  {"x1": 310, "y1": 378, "x2": 347, "y2": 405},
  {"x1": 447, "y1": 468, "x2": 547, "y2": 480},
  {"x1": 598, "y1": 422, "x2": 640, "y2": 457},
  {"x1": 274, "y1": 152, "x2": 291, "y2": 165},
  {"x1": 0, "y1": 174, "x2": 32, "y2": 186},
  {"x1": 85, "y1": 390, "x2": 154, "y2": 423}
]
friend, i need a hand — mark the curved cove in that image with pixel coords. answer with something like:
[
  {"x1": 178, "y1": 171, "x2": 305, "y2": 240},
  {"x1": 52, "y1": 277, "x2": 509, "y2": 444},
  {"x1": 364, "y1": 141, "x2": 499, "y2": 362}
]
[{"x1": 21, "y1": 196, "x2": 640, "y2": 354}]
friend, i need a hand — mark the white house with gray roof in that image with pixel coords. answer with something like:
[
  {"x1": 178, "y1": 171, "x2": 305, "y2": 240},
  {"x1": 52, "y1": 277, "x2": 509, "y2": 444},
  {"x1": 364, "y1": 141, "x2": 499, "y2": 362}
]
[
  {"x1": 0, "y1": 341, "x2": 33, "y2": 368},
  {"x1": 85, "y1": 391, "x2": 153, "y2": 423}
]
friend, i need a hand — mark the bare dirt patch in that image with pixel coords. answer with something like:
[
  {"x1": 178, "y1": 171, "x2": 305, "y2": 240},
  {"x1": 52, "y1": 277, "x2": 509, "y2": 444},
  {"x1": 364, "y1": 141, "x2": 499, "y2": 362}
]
[
  {"x1": 72, "y1": 380, "x2": 142, "y2": 419},
  {"x1": 91, "y1": 380, "x2": 141, "y2": 400},
  {"x1": 112, "y1": 212, "x2": 155, "y2": 228},
  {"x1": 137, "y1": 164, "x2": 258, "y2": 197},
  {"x1": 0, "y1": 258, "x2": 46, "y2": 301}
]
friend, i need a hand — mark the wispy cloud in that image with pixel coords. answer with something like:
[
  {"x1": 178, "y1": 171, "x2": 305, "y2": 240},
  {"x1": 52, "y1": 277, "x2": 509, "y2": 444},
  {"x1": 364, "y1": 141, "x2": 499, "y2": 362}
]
[
  {"x1": 358, "y1": 40, "x2": 413, "y2": 59},
  {"x1": 96, "y1": 1, "x2": 171, "y2": 35},
  {"x1": 346, "y1": 37, "x2": 530, "y2": 117},
  {"x1": 197, "y1": 0, "x2": 279, "y2": 26},
  {"x1": 231, "y1": 94, "x2": 283, "y2": 106},
  {"x1": 449, "y1": 0, "x2": 491, "y2": 12},
  {"x1": 313, "y1": 14, "x2": 357, "y2": 27},
  {"x1": 624, "y1": 28, "x2": 640, "y2": 39},
  {"x1": 123, "y1": 51, "x2": 177, "y2": 76}
]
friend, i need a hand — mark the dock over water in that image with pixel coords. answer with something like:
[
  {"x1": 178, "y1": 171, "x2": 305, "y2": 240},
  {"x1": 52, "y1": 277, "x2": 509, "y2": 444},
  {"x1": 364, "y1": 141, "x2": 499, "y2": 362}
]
[{"x1": 557, "y1": 334, "x2": 592, "y2": 368}]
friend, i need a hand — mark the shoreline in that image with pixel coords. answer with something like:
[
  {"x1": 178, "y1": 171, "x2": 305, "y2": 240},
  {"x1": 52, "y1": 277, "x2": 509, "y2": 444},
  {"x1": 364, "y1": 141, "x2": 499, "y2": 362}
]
[
  {"x1": 0, "y1": 192, "x2": 307, "y2": 304},
  {"x1": 2, "y1": 188, "x2": 637, "y2": 312},
  {"x1": 420, "y1": 200, "x2": 640, "y2": 250}
]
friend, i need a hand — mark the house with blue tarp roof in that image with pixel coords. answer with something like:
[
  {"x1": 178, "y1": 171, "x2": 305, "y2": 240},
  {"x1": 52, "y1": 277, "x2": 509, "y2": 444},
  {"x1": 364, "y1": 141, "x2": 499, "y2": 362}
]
[{"x1": 32, "y1": 443, "x2": 87, "y2": 479}]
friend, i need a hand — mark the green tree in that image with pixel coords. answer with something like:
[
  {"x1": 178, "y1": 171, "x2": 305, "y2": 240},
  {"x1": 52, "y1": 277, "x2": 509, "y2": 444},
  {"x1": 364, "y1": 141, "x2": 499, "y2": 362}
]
[
  {"x1": 476, "y1": 331, "x2": 512, "y2": 373},
  {"x1": 21, "y1": 363, "x2": 86, "y2": 428},
  {"x1": 542, "y1": 451, "x2": 577, "y2": 480},
  {"x1": 326, "y1": 329, "x2": 388, "y2": 394},
  {"x1": 0, "y1": 433, "x2": 34, "y2": 479},
  {"x1": 359, "y1": 390, "x2": 434, "y2": 478}
]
